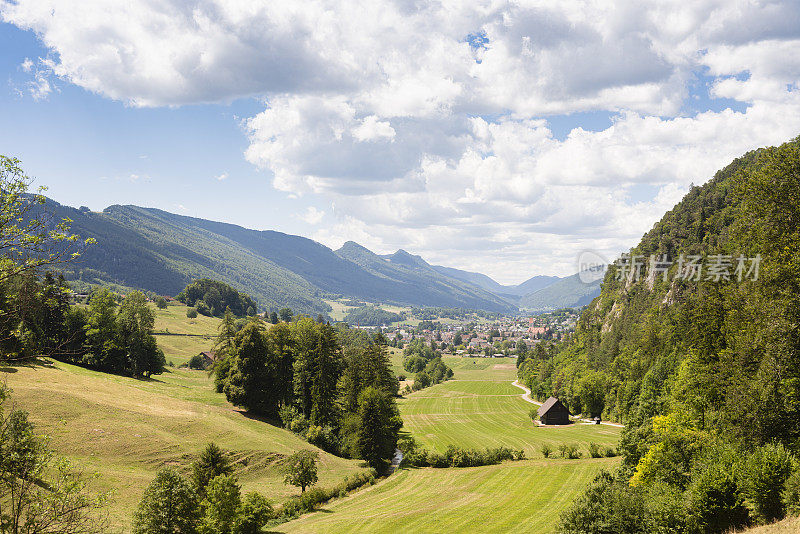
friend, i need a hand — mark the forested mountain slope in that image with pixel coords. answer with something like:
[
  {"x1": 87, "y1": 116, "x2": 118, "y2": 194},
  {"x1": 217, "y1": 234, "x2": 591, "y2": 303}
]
[
  {"x1": 519, "y1": 138, "x2": 800, "y2": 533},
  {"x1": 337, "y1": 242, "x2": 515, "y2": 312},
  {"x1": 432, "y1": 265, "x2": 560, "y2": 297},
  {"x1": 48, "y1": 201, "x2": 516, "y2": 314},
  {"x1": 519, "y1": 273, "x2": 602, "y2": 312}
]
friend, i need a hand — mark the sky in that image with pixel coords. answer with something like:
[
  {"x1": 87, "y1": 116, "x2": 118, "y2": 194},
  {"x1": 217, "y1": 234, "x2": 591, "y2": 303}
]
[{"x1": 1, "y1": 1, "x2": 800, "y2": 284}]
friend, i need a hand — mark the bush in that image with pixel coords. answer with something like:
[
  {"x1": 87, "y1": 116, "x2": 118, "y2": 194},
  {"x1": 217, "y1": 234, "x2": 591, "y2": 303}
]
[
  {"x1": 783, "y1": 469, "x2": 800, "y2": 516},
  {"x1": 154, "y1": 296, "x2": 168, "y2": 309},
  {"x1": 403, "y1": 446, "x2": 519, "y2": 468},
  {"x1": 187, "y1": 307, "x2": 198, "y2": 318},
  {"x1": 740, "y1": 443, "x2": 795, "y2": 523},
  {"x1": 604, "y1": 446, "x2": 618, "y2": 458},
  {"x1": 559, "y1": 444, "x2": 581, "y2": 459},
  {"x1": 588, "y1": 442, "x2": 602, "y2": 458},
  {"x1": 188, "y1": 354, "x2": 205, "y2": 370},
  {"x1": 529, "y1": 408, "x2": 538, "y2": 421},
  {"x1": 289, "y1": 415, "x2": 309, "y2": 435},
  {"x1": 685, "y1": 462, "x2": 749, "y2": 534},
  {"x1": 541, "y1": 443, "x2": 552, "y2": 458},
  {"x1": 306, "y1": 425, "x2": 339, "y2": 453},
  {"x1": 278, "y1": 405, "x2": 300, "y2": 429}
]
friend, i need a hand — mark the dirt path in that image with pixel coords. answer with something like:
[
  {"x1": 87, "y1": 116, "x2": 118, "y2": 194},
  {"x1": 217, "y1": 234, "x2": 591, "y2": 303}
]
[{"x1": 511, "y1": 380, "x2": 542, "y2": 406}]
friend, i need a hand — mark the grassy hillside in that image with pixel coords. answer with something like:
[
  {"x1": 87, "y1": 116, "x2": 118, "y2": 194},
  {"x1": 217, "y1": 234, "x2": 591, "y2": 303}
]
[
  {"x1": 0, "y1": 362, "x2": 367, "y2": 531},
  {"x1": 277, "y1": 457, "x2": 615, "y2": 533}
]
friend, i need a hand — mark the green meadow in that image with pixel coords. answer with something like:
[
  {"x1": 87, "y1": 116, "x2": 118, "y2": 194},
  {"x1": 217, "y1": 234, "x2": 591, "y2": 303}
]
[
  {"x1": 277, "y1": 353, "x2": 622, "y2": 533},
  {"x1": 277, "y1": 457, "x2": 615, "y2": 534}
]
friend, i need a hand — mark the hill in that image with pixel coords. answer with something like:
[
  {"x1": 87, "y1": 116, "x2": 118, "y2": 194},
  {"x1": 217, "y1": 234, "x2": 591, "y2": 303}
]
[
  {"x1": 431, "y1": 265, "x2": 560, "y2": 297},
  {"x1": 518, "y1": 138, "x2": 800, "y2": 531},
  {"x1": 43, "y1": 199, "x2": 517, "y2": 314},
  {"x1": 518, "y1": 272, "x2": 602, "y2": 312}
]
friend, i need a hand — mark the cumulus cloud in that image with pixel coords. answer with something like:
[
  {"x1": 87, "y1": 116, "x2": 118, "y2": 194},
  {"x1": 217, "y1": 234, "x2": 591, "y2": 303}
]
[
  {"x1": 299, "y1": 206, "x2": 326, "y2": 225},
  {"x1": 215, "y1": 172, "x2": 228, "y2": 181},
  {"x1": 4, "y1": 0, "x2": 800, "y2": 282}
]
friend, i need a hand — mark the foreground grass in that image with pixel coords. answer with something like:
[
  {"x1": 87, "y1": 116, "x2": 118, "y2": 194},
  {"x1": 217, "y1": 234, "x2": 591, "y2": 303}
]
[
  {"x1": 0, "y1": 361, "x2": 366, "y2": 531},
  {"x1": 278, "y1": 457, "x2": 615, "y2": 533}
]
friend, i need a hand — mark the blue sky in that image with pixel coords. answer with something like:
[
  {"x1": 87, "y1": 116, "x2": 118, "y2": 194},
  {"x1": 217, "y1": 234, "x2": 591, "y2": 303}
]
[
  {"x1": 2, "y1": 1, "x2": 799, "y2": 283},
  {"x1": 1, "y1": 22, "x2": 328, "y2": 236}
]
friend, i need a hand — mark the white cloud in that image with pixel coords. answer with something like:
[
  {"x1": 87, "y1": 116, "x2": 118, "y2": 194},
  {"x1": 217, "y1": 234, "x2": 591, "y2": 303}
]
[
  {"x1": 299, "y1": 206, "x2": 326, "y2": 225},
  {"x1": 215, "y1": 172, "x2": 228, "y2": 181},
  {"x1": 4, "y1": 0, "x2": 800, "y2": 282},
  {"x1": 352, "y1": 116, "x2": 396, "y2": 142}
]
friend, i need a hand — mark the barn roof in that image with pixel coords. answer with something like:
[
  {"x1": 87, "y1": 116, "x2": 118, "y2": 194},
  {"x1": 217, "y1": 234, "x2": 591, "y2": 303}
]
[{"x1": 537, "y1": 396, "x2": 568, "y2": 417}]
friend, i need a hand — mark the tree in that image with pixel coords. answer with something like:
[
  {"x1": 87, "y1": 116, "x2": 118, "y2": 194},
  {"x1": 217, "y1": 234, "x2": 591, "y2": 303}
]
[
  {"x1": 283, "y1": 450, "x2": 318, "y2": 493},
  {"x1": 187, "y1": 307, "x2": 199, "y2": 319},
  {"x1": 309, "y1": 322, "x2": 344, "y2": 427},
  {"x1": 212, "y1": 308, "x2": 238, "y2": 392},
  {"x1": 577, "y1": 371, "x2": 608, "y2": 418},
  {"x1": 191, "y1": 443, "x2": 234, "y2": 497},
  {"x1": 224, "y1": 322, "x2": 282, "y2": 416},
  {"x1": 0, "y1": 156, "x2": 92, "y2": 287},
  {"x1": 0, "y1": 386, "x2": 108, "y2": 534},
  {"x1": 232, "y1": 492, "x2": 272, "y2": 534},
  {"x1": 118, "y1": 290, "x2": 164, "y2": 377},
  {"x1": 83, "y1": 288, "x2": 123, "y2": 372},
  {"x1": 154, "y1": 296, "x2": 168, "y2": 309},
  {"x1": 199, "y1": 475, "x2": 240, "y2": 534},
  {"x1": 355, "y1": 386, "x2": 401, "y2": 472},
  {"x1": 133, "y1": 467, "x2": 200, "y2": 534},
  {"x1": 269, "y1": 311, "x2": 278, "y2": 324},
  {"x1": 279, "y1": 308, "x2": 293, "y2": 323}
]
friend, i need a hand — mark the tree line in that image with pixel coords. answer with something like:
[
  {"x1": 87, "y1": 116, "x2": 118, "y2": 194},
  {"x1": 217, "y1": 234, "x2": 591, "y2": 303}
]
[{"x1": 212, "y1": 312, "x2": 402, "y2": 472}]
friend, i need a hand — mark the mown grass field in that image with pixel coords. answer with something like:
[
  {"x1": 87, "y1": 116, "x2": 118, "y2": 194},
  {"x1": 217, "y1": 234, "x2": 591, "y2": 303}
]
[
  {"x1": 277, "y1": 457, "x2": 615, "y2": 533},
  {"x1": 152, "y1": 302, "x2": 219, "y2": 366},
  {"x1": 0, "y1": 357, "x2": 365, "y2": 530},
  {"x1": 276, "y1": 351, "x2": 622, "y2": 533}
]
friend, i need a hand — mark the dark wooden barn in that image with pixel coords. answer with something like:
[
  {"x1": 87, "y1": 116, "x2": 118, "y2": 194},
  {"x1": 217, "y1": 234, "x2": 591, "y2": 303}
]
[{"x1": 537, "y1": 397, "x2": 571, "y2": 425}]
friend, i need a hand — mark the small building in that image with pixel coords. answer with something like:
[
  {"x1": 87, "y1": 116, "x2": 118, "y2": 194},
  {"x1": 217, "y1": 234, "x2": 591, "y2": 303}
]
[{"x1": 537, "y1": 397, "x2": 571, "y2": 425}]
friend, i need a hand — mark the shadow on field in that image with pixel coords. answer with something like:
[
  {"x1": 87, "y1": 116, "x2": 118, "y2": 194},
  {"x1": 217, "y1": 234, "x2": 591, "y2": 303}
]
[
  {"x1": 0, "y1": 357, "x2": 56, "y2": 373},
  {"x1": 237, "y1": 409, "x2": 283, "y2": 427}
]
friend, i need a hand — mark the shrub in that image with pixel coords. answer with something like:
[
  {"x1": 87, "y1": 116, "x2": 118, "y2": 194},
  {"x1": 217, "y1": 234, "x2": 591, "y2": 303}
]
[
  {"x1": 541, "y1": 443, "x2": 552, "y2": 458},
  {"x1": 740, "y1": 443, "x2": 795, "y2": 523},
  {"x1": 289, "y1": 414, "x2": 309, "y2": 435},
  {"x1": 154, "y1": 296, "x2": 168, "y2": 309},
  {"x1": 685, "y1": 462, "x2": 749, "y2": 534},
  {"x1": 278, "y1": 405, "x2": 299, "y2": 429},
  {"x1": 783, "y1": 469, "x2": 800, "y2": 516},
  {"x1": 187, "y1": 307, "x2": 198, "y2": 319},
  {"x1": 513, "y1": 449, "x2": 526, "y2": 461},
  {"x1": 560, "y1": 444, "x2": 580, "y2": 459},
  {"x1": 604, "y1": 446, "x2": 618, "y2": 458},
  {"x1": 588, "y1": 442, "x2": 602, "y2": 458},
  {"x1": 188, "y1": 354, "x2": 205, "y2": 370},
  {"x1": 529, "y1": 408, "x2": 538, "y2": 421}
]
